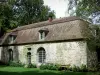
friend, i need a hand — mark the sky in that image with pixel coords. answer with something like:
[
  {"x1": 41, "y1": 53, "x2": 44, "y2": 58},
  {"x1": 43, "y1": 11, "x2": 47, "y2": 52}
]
[
  {"x1": 43, "y1": 0, "x2": 69, "y2": 18},
  {"x1": 44, "y1": 0, "x2": 100, "y2": 24}
]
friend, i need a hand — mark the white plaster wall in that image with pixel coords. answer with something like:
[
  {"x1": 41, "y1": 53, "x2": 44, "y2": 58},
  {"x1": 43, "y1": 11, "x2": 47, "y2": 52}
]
[
  {"x1": 18, "y1": 46, "x2": 27, "y2": 64},
  {"x1": 18, "y1": 41, "x2": 87, "y2": 67},
  {"x1": 56, "y1": 41, "x2": 87, "y2": 66}
]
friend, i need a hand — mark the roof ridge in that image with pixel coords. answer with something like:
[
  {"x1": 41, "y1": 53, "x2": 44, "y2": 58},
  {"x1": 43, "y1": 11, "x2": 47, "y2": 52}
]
[{"x1": 12, "y1": 16, "x2": 81, "y2": 32}]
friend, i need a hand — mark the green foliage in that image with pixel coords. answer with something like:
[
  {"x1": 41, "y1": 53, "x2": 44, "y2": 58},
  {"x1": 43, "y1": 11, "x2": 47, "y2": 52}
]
[
  {"x1": 30, "y1": 64, "x2": 37, "y2": 68},
  {"x1": 40, "y1": 63, "x2": 60, "y2": 70},
  {"x1": 89, "y1": 25, "x2": 100, "y2": 49},
  {"x1": 25, "y1": 64, "x2": 37, "y2": 68},
  {"x1": 0, "y1": 66, "x2": 99, "y2": 75},
  {"x1": 13, "y1": 0, "x2": 56, "y2": 25},
  {"x1": 80, "y1": 64, "x2": 88, "y2": 72},
  {"x1": 0, "y1": 2, "x2": 16, "y2": 37},
  {"x1": 72, "y1": 65, "x2": 80, "y2": 72},
  {"x1": 65, "y1": 64, "x2": 71, "y2": 71},
  {"x1": 40, "y1": 64, "x2": 89, "y2": 72},
  {"x1": 9, "y1": 61, "x2": 37, "y2": 68},
  {"x1": 40, "y1": 64, "x2": 48, "y2": 70},
  {"x1": 9, "y1": 61, "x2": 24, "y2": 67},
  {"x1": 0, "y1": 61, "x2": 6, "y2": 65},
  {"x1": 68, "y1": 0, "x2": 100, "y2": 22},
  {"x1": 0, "y1": 0, "x2": 55, "y2": 37},
  {"x1": 71, "y1": 65, "x2": 88, "y2": 72},
  {"x1": 97, "y1": 62, "x2": 100, "y2": 71},
  {"x1": 88, "y1": 67, "x2": 98, "y2": 72}
]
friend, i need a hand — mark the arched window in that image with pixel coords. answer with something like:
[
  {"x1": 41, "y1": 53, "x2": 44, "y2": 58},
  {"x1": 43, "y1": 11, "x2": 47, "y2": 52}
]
[
  {"x1": 8, "y1": 49, "x2": 13, "y2": 62},
  {"x1": 27, "y1": 52, "x2": 31, "y2": 64},
  {"x1": 37, "y1": 47, "x2": 46, "y2": 63}
]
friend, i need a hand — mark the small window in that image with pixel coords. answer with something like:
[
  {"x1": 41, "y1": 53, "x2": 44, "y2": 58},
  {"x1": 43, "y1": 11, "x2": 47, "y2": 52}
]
[
  {"x1": 96, "y1": 29, "x2": 99, "y2": 36},
  {"x1": 38, "y1": 28, "x2": 49, "y2": 40},
  {"x1": 27, "y1": 48, "x2": 31, "y2": 51},
  {"x1": 39, "y1": 32, "x2": 45, "y2": 40},
  {"x1": 9, "y1": 35, "x2": 16, "y2": 43},
  {"x1": 95, "y1": 29, "x2": 99, "y2": 36},
  {"x1": 8, "y1": 49, "x2": 13, "y2": 62},
  {"x1": 27, "y1": 52, "x2": 31, "y2": 64}
]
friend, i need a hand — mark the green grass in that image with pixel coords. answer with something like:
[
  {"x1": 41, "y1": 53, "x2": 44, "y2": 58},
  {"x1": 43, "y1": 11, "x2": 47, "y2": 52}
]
[{"x1": 0, "y1": 66, "x2": 99, "y2": 75}]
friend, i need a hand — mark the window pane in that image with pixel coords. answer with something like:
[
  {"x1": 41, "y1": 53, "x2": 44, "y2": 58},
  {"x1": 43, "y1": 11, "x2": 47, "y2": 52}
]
[{"x1": 38, "y1": 49, "x2": 46, "y2": 63}]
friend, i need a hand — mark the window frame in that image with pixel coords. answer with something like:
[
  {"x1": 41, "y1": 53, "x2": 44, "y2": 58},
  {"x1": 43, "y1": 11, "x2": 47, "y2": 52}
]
[
  {"x1": 27, "y1": 52, "x2": 31, "y2": 64},
  {"x1": 37, "y1": 47, "x2": 46, "y2": 63},
  {"x1": 9, "y1": 35, "x2": 16, "y2": 44},
  {"x1": 8, "y1": 49, "x2": 13, "y2": 62}
]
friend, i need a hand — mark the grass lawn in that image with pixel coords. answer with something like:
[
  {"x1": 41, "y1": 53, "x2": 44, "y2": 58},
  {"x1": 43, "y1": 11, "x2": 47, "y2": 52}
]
[{"x1": 0, "y1": 66, "x2": 99, "y2": 75}]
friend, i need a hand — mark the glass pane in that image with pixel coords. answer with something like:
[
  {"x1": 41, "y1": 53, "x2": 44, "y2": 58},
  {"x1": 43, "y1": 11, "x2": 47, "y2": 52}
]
[{"x1": 38, "y1": 49, "x2": 45, "y2": 63}]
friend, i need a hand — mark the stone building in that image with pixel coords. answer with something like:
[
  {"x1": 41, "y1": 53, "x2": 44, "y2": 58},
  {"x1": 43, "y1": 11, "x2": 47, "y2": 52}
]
[{"x1": 0, "y1": 16, "x2": 98, "y2": 68}]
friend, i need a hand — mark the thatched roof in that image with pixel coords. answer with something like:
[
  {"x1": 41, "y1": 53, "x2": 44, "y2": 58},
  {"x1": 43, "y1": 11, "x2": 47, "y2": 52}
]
[{"x1": 0, "y1": 16, "x2": 92, "y2": 45}]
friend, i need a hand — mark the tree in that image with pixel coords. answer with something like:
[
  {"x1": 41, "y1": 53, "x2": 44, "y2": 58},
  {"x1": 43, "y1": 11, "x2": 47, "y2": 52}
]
[
  {"x1": 68, "y1": 0, "x2": 100, "y2": 24},
  {"x1": 14, "y1": 0, "x2": 55, "y2": 26},
  {"x1": 0, "y1": 0, "x2": 55, "y2": 37},
  {"x1": 0, "y1": 1, "x2": 17, "y2": 37},
  {"x1": 68, "y1": 0, "x2": 100, "y2": 51}
]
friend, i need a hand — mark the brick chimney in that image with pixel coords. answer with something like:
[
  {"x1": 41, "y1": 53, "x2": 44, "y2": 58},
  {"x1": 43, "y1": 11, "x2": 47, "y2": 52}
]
[{"x1": 48, "y1": 16, "x2": 53, "y2": 22}]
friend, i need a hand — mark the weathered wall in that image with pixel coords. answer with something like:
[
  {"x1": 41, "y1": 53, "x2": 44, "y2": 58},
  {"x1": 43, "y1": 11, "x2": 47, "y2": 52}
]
[
  {"x1": 17, "y1": 41, "x2": 87, "y2": 67},
  {"x1": 0, "y1": 46, "x2": 9, "y2": 63},
  {"x1": 0, "y1": 46, "x2": 19, "y2": 63},
  {"x1": 87, "y1": 40, "x2": 98, "y2": 68},
  {"x1": 87, "y1": 49, "x2": 97, "y2": 68},
  {"x1": 2, "y1": 41, "x2": 96, "y2": 67},
  {"x1": 0, "y1": 47, "x2": 2, "y2": 61}
]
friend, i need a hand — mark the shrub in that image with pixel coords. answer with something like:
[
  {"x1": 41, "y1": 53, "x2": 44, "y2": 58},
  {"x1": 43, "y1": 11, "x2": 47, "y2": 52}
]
[
  {"x1": 0, "y1": 61, "x2": 6, "y2": 65},
  {"x1": 55, "y1": 64, "x2": 61, "y2": 70},
  {"x1": 88, "y1": 67, "x2": 98, "y2": 72},
  {"x1": 71, "y1": 65, "x2": 88, "y2": 72},
  {"x1": 40, "y1": 63, "x2": 61, "y2": 70},
  {"x1": 46, "y1": 64, "x2": 58, "y2": 70},
  {"x1": 40, "y1": 64, "x2": 88, "y2": 72},
  {"x1": 72, "y1": 65, "x2": 79, "y2": 72},
  {"x1": 24, "y1": 64, "x2": 37, "y2": 68},
  {"x1": 65, "y1": 64, "x2": 71, "y2": 71},
  {"x1": 9, "y1": 61, "x2": 24, "y2": 67},
  {"x1": 80, "y1": 64, "x2": 88, "y2": 72},
  {"x1": 31, "y1": 64, "x2": 37, "y2": 68},
  {"x1": 97, "y1": 62, "x2": 100, "y2": 71},
  {"x1": 87, "y1": 63, "x2": 98, "y2": 72},
  {"x1": 50, "y1": 64, "x2": 60, "y2": 70},
  {"x1": 40, "y1": 64, "x2": 48, "y2": 70}
]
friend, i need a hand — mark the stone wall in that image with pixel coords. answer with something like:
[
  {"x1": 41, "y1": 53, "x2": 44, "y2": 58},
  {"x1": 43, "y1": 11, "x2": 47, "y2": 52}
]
[
  {"x1": 87, "y1": 49, "x2": 97, "y2": 68},
  {"x1": 17, "y1": 41, "x2": 87, "y2": 67},
  {"x1": 1, "y1": 41, "x2": 97, "y2": 67},
  {"x1": 0, "y1": 46, "x2": 9, "y2": 63},
  {"x1": 0, "y1": 46, "x2": 19, "y2": 63},
  {"x1": 0, "y1": 47, "x2": 2, "y2": 61},
  {"x1": 87, "y1": 41, "x2": 98, "y2": 68}
]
